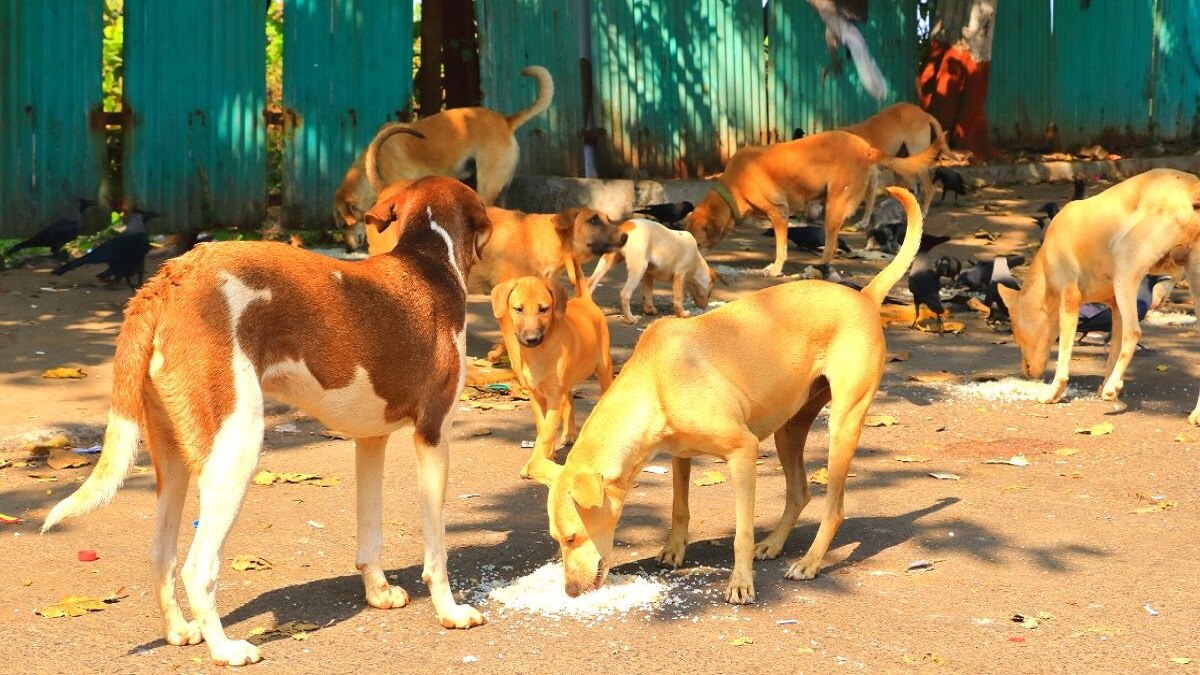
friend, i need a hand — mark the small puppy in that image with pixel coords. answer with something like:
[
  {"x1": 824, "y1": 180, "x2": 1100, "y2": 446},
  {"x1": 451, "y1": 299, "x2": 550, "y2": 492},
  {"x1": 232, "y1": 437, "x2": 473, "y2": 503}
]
[
  {"x1": 998, "y1": 168, "x2": 1200, "y2": 423},
  {"x1": 589, "y1": 218, "x2": 721, "y2": 323},
  {"x1": 492, "y1": 277, "x2": 613, "y2": 479}
]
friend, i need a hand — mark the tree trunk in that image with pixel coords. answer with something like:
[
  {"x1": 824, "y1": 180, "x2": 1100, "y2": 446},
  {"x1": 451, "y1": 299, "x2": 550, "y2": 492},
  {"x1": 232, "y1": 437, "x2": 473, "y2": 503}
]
[
  {"x1": 417, "y1": 1, "x2": 445, "y2": 115},
  {"x1": 443, "y1": 0, "x2": 480, "y2": 109},
  {"x1": 918, "y1": 0, "x2": 998, "y2": 160}
]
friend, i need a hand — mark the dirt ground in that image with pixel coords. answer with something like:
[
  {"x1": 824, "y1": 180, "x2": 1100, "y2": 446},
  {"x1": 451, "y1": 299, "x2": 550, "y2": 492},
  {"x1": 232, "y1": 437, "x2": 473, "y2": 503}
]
[{"x1": 3, "y1": 180, "x2": 1200, "y2": 673}]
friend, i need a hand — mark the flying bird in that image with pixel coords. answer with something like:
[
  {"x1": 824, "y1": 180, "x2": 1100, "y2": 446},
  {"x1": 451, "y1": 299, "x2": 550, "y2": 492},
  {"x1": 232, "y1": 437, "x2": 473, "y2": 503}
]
[{"x1": 806, "y1": 0, "x2": 888, "y2": 103}]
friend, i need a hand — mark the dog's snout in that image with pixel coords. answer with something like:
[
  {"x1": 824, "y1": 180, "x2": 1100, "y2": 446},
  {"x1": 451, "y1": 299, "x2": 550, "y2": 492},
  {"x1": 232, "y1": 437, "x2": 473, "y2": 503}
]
[
  {"x1": 589, "y1": 240, "x2": 612, "y2": 255},
  {"x1": 518, "y1": 332, "x2": 544, "y2": 348},
  {"x1": 565, "y1": 581, "x2": 581, "y2": 598}
]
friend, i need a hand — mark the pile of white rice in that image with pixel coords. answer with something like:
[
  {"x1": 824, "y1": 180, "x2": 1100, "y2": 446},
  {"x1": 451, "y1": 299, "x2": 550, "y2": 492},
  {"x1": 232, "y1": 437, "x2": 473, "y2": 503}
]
[
  {"x1": 939, "y1": 377, "x2": 1087, "y2": 403},
  {"x1": 476, "y1": 562, "x2": 669, "y2": 619},
  {"x1": 1143, "y1": 311, "x2": 1196, "y2": 328}
]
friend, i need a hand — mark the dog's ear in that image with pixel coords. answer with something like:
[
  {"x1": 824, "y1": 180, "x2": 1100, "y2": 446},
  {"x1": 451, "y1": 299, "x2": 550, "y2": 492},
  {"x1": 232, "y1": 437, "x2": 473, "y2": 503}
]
[
  {"x1": 490, "y1": 280, "x2": 516, "y2": 319},
  {"x1": 569, "y1": 470, "x2": 605, "y2": 509},
  {"x1": 469, "y1": 203, "x2": 493, "y2": 259},
  {"x1": 530, "y1": 458, "x2": 563, "y2": 487},
  {"x1": 554, "y1": 208, "x2": 582, "y2": 232},
  {"x1": 550, "y1": 281, "x2": 568, "y2": 318},
  {"x1": 363, "y1": 202, "x2": 398, "y2": 232},
  {"x1": 996, "y1": 284, "x2": 1020, "y2": 312},
  {"x1": 711, "y1": 268, "x2": 728, "y2": 287}
]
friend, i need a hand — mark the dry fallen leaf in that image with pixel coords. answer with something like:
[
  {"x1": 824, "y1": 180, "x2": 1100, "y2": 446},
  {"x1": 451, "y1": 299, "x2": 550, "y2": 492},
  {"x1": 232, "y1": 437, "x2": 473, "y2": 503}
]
[
  {"x1": 908, "y1": 371, "x2": 960, "y2": 384},
  {"x1": 27, "y1": 474, "x2": 58, "y2": 482},
  {"x1": 46, "y1": 448, "x2": 91, "y2": 470},
  {"x1": 894, "y1": 455, "x2": 930, "y2": 463},
  {"x1": 1132, "y1": 500, "x2": 1178, "y2": 514},
  {"x1": 1012, "y1": 613, "x2": 1041, "y2": 629},
  {"x1": 0, "y1": 513, "x2": 23, "y2": 525},
  {"x1": 1074, "y1": 421, "x2": 1114, "y2": 436},
  {"x1": 928, "y1": 471, "x2": 960, "y2": 481},
  {"x1": 1174, "y1": 434, "x2": 1190, "y2": 443},
  {"x1": 248, "y1": 620, "x2": 320, "y2": 645},
  {"x1": 1157, "y1": 364, "x2": 1169, "y2": 373},
  {"x1": 797, "y1": 646, "x2": 815, "y2": 654},
  {"x1": 887, "y1": 351, "x2": 910, "y2": 362},
  {"x1": 731, "y1": 636, "x2": 754, "y2": 646},
  {"x1": 41, "y1": 367, "x2": 86, "y2": 379},
  {"x1": 984, "y1": 455, "x2": 1030, "y2": 467},
  {"x1": 231, "y1": 555, "x2": 273, "y2": 571},
  {"x1": 693, "y1": 470, "x2": 726, "y2": 487},
  {"x1": 37, "y1": 589, "x2": 125, "y2": 618},
  {"x1": 1004, "y1": 484, "x2": 1030, "y2": 490},
  {"x1": 809, "y1": 467, "x2": 829, "y2": 485},
  {"x1": 319, "y1": 429, "x2": 352, "y2": 440},
  {"x1": 864, "y1": 415, "x2": 898, "y2": 428},
  {"x1": 1171, "y1": 657, "x2": 1192, "y2": 665},
  {"x1": 253, "y1": 470, "x2": 323, "y2": 486},
  {"x1": 1054, "y1": 447, "x2": 1082, "y2": 457}
]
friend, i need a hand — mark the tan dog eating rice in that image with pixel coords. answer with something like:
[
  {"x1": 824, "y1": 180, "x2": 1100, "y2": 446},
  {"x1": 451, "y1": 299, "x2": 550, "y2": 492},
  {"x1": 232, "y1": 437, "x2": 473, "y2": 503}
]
[{"x1": 537, "y1": 187, "x2": 925, "y2": 603}]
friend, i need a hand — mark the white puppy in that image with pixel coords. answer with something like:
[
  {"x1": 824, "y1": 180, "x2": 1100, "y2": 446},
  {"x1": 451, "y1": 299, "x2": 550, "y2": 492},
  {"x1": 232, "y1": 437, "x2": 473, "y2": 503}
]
[{"x1": 589, "y1": 218, "x2": 721, "y2": 323}]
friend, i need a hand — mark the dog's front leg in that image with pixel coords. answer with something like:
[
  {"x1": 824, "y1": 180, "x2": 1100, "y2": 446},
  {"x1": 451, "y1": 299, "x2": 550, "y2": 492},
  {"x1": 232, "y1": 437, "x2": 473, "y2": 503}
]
[
  {"x1": 413, "y1": 429, "x2": 485, "y2": 629},
  {"x1": 765, "y1": 210, "x2": 790, "y2": 277},
  {"x1": 726, "y1": 438, "x2": 761, "y2": 604},
  {"x1": 620, "y1": 258, "x2": 649, "y2": 323},
  {"x1": 656, "y1": 456, "x2": 691, "y2": 567},
  {"x1": 522, "y1": 392, "x2": 562, "y2": 479},
  {"x1": 1101, "y1": 279, "x2": 1144, "y2": 403},
  {"x1": 356, "y1": 434, "x2": 411, "y2": 609},
  {"x1": 1039, "y1": 287, "x2": 1082, "y2": 404},
  {"x1": 671, "y1": 273, "x2": 691, "y2": 317}
]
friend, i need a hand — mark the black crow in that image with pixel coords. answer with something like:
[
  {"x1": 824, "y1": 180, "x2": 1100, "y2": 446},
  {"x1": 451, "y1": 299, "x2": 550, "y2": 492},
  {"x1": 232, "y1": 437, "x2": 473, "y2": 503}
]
[
  {"x1": 792, "y1": 127, "x2": 806, "y2": 140},
  {"x1": 53, "y1": 210, "x2": 157, "y2": 289},
  {"x1": 811, "y1": 263, "x2": 906, "y2": 305},
  {"x1": 932, "y1": 166, "x2": 967, "y2": 204},
  {"x1": 1075, "y1": 276, "x2": 1154, "y2": 344},
  {"x1": 908, "y1": 253, "x2": 945, "y2": 332},
  {"x1": 956, "y1": 255, "x2": 1027, "y2": 293},
  {"x1": 1072, "y1": 174, "x2": 1087, "y2": 201},
  {"x1": 983, "y1": 255, "x2": 1020, "y2": 321},
  {"x1": 761, "y1": 225, "x2": 851, "y2": 254},
  {"x1": 7, "y1": 198, "x2": 97, "y2": 259},
  {"x1": 632, "y1": 201, "x2": 695, "y2": 227}
]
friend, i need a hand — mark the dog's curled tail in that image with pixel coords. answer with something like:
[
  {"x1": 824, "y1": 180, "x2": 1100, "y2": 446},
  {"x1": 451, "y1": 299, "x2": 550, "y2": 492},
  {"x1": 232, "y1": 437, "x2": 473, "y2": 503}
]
[
  {"x1": 506, "y1": 66, "x2": 554, "y2": 130},
  {"x1": 861, "y1": 187, "x2": 923, "y2": 307},
  {"x1": 878, "y1": 132, "x2": 945, "y2": 182},
  {"x1": 42, "y1": 282, "x2": 165, "y2": 533},
  {"x1": 364, "y1": 123, "x2": 427, "y2": 193}
]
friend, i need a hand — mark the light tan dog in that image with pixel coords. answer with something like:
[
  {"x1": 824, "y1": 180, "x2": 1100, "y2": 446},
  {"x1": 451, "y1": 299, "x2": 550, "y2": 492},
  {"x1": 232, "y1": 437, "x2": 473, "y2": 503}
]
[
  {"x1": 333, "y1": 65, "x2": 553, "y2": 230},
  {"x1": 492, "y1": 276, "x2": 614, "y2": 480},
  {"x1": 685, "y1": 130, "x2": 941, "y2": 275},
  {"x1": 997, "y1": 168, "x2": 1200, "y2": 423},
  {"x1": 43, "y1": 178, "x2": 491, "y2": 666},
  {"x1": 842, "y1": 102, "x2": 946, "y2": 222},
  {"x1": 536, "y1": 187, "x2": 924, "y2": 603},
  {"x1": 588, "y1": 218, "x2": 721, "y2": 323}
]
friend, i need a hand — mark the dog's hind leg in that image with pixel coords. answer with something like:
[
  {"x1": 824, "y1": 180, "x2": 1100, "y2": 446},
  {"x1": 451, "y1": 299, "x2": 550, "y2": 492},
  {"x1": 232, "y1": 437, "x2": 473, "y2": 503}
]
[
  {"x1": 475, "y1": 146, "x2": 519, "y2": 205},
  {"x1": 756, "y1": 384, "x2": 832, "y2": 561},
  {"x1": 764, "y1": 208, "x2": 791, "y2": 276},
  {"x1": 412, "y1": 426, "x2": 485, "y2": 628},
  {"x1": 595, "y1": 325, "x2": 614, "y2": 394},
  {"x1": 181, "y1": 393, "x2": 265, "y2": 665},
  {"x1": 655, "y1": 456, "x2": 692, "y2": 567},
  {"x1": 560, "y1": 392, "x2": 577, "y2": 447},
  {"x1": 639, "y1": 273, "x2": 658, "y2": 316},
  {"x1": 1100, "y1": 279, "x2": 1142, "y2": 403},
  {"x1": 356, "y1": 434, "x2": 411, "y2": 609},
  {"x1": 1038, "y1": 286, "x2": 1082, "y2": 405},
  {"x1": 1102, "y1": 304, "x2": 1124, "y2": 384},
  {"x1": 787, "y1": 373, "x2": 875, "y2": 581},
  {"x1": 620, "y1": 258, "x2": 650, "y2": 323},
  {"x1": 1187, "y1": 253, "x2": 1200, "y2": 424},
  {"x1": 671, "y1": 272, "x2": 691, "y2": 317},
  {"x1": 917, "y1": 170, "x2": 935, "y2": 216},
  {"x1": 145, "y1": 402, "x2": 202, "y2": 647},
  {"x1": 854, "y1": 167, "x2": 880, "y2": 231}
]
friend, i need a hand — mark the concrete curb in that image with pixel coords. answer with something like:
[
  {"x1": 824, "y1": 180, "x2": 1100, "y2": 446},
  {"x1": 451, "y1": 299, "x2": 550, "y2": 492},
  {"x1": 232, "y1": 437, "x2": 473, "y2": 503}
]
[{"x1": 503, "y1": 155, "x2": 1200, "y2": 218}]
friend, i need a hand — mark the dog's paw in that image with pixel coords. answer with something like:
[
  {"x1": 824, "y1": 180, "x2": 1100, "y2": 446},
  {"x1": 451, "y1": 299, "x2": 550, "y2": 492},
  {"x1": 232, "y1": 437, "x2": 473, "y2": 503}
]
[
  {"x1": 209, "y1": 639, "x2": 263, "y2": 667},
  {"x1": 753, "y1": 538, "x2": 785, "y2": 560},
  {"x1": 643, "y1": 304, "x2": 658, "y2": 316},
  {"x1": 437, "y1": 602, "x2": 486, "y2": 629},
  {"x1": 675, "y1": 309, "x2": 692, "y2": 318},
  {"x1": 622, "y1": 315, "x2": 638, "y2": 325},
  {"x1": 366, "y1": 584, "x2": 411, "y2": 610},
  {"x1": 655, "y1": 538, "x2": 687, "y2": 568},
  {"x1": 1037, "y1": 380, "x2": 1068, "y2": 405},
  {"x1": 165, "y1": 620, "x2": 203, "y2": 646},
  {"x1": 1099, "y1": 380, "x2": 1123, "y2": 402},
  {"x1": 784, "y1": 555, "x2": 822, "y2": 581},
  {"x1": 725, "y1": 571, "x2": 756, "y2": 605},
  {"x1": 762, "y1": 264, "x2": 784, "y2": 278}
]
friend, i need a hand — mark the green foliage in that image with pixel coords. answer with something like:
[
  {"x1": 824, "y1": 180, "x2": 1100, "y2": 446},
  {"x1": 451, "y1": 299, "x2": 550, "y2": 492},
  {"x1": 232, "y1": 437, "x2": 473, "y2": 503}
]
[{"x1": 102, "y1": 0, "x2": 123, "y2": 112}]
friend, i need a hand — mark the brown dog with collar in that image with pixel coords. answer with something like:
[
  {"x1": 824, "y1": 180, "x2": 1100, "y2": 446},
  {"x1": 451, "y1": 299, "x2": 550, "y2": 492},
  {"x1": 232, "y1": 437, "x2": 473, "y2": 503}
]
[
  {"x1": 43, "y1": 177, "x2": 491, "y2": 666},
  {"x1": 537, "y1": 186, "x2": 924, "y2": 603},
  {"x1": 842, "y1": 102, "x2": 946, "y2": 225},
  {"x1": 333, "y1": 65, "x2": 553, "y2": 237},
  {"x1": 492, "y1": 277, "x2": 613, "y2": 480},
  {"x1": 685, "y1": 130, "x2": 941, "y2": 275},
  {"x1": 998, "y1": 168, "x2": 1200, "y2": 424}
]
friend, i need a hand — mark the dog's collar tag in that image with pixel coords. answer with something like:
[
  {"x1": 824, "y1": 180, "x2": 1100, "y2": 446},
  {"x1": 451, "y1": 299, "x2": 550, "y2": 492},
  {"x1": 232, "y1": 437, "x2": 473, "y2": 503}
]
[{"x1": 710, "y1": 182, "x2": 743, "y2": 227}]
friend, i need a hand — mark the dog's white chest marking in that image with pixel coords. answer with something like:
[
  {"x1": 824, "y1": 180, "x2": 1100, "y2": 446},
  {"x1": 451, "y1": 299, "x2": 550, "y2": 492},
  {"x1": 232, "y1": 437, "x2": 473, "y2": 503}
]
[
  {"x1": 331, "y1": 270, "x2": 343, "y2": 282},
  {"x1": 427, "y1": 206, "x2": 467, "y2": 292},
  {"x1": 261, "y1": 360, "x2": 401, "y2": 437}
]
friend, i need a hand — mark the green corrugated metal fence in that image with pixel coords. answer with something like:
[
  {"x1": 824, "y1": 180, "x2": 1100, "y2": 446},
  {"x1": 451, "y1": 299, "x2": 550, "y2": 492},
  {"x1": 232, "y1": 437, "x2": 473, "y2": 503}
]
[
  {"x1": 281, "y1": 0, "x2": 414, "y2": 229},
  {"x1": 476, "y1": 0, "x2": 584, "y2": 176},
  {"x1": 0, "y1": 0, "x2": 106, "y2": 238},
  {"x1": 123, "y1": 0, "x2": 266, "y2": 233},
  {"x1": 989, "y1": 1, "x2": 1199, "y2": 148}
]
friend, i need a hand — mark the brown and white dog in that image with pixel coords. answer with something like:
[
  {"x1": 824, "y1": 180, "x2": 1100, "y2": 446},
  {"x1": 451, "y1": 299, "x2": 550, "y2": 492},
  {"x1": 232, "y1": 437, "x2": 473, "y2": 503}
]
[
  {"x1": 43, "y1": 177, "x2": 491, "y2": 666},
  {"x1": 333, "y1": 65, "x2": 553, "y2": 232},
  {"x1": 537, "y1": 187, "x2": 925, "y2": 603},
  {"x1": 685, "y1": 130, "x2": 942, "y2": 275},
  {"x1": 842, "y1": 102, "x2": 946, "y2": 223},
  {"x1": 491, "y1": 277, "x2": 614, "y2": 480},
  {"x1": 998, "y1": 168, "x2": 1200, "y2": 424},
  {"x1": 588, "y1": 218, "x2": 721, "y2": 323}
]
